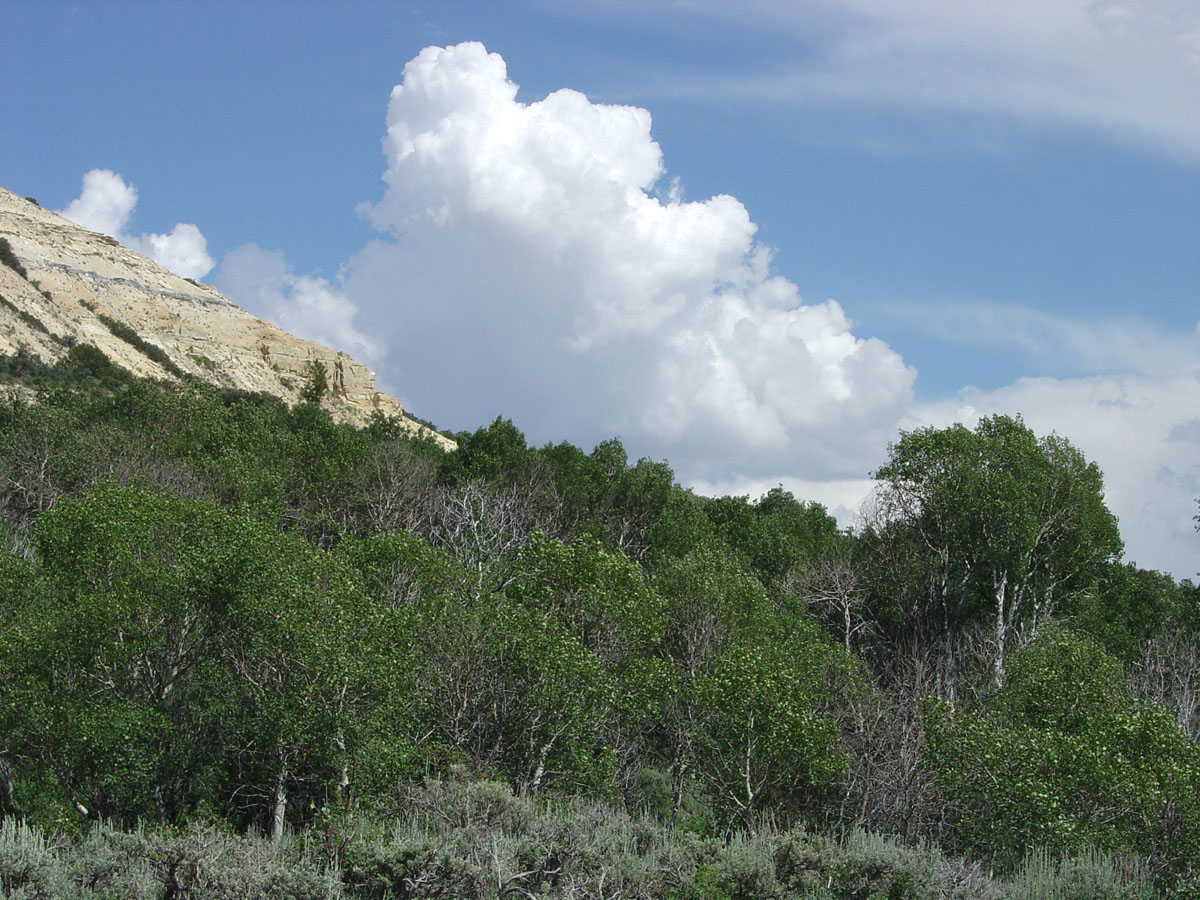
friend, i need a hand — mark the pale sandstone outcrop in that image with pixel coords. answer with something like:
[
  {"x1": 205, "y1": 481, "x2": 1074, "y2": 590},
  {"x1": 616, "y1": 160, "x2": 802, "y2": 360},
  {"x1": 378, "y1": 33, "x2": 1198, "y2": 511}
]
[{"x1": 0, "y1": 187, "x2": 453, "y2": 450}]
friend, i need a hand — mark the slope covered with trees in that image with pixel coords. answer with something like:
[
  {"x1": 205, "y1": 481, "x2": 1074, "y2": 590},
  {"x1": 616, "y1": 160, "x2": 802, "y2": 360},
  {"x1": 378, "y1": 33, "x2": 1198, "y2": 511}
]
[{"x1": 0, "y1": 351, "x2": 1197, "y2": 898}]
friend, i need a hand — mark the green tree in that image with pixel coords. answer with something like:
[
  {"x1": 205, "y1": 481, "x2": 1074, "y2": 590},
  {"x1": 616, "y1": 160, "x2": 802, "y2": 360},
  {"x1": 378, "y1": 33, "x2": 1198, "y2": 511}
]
[
  {"x1": 1, "y1": 485, "x2": 377, "y2": 836},
  {"x1": 3, "y1": 486, "x2": 247, "y2": 826},
  {"x1": 408, "y1": 594, "x2": 617, "y2": 793},
  {"x1": 441, "y1": 416, "x2": 538, "y2": 487},
  {"x1": 207, "y1": 516, "x2": 373, "y2": 841},
  {"x1": 653, "y1": 543, "x2": 782, "y2": 827},
  {"x1": 0, "y1": 395, "x2": 78, "y2": 530},
  {"x1": 539, "y1": 437, "x2": 625, "y2": 540},
  {"x1": 299, "y1": 359, "x2": 329, "y2": 403},
  {"x1": 1070, "y1": 563, "x2": 1180, "y2": 664},
  {"x1": 332, "y1": 532, "x2": 463, "y2": 798},
  {"x1": 508, "y1": 535, "x2": 665, "y2": 663},
  {"x1": 506, "y1": 535, "x2": 674, "y2": 794},
  {"x1": 868, "y1": 415, "x2": 1122, "y2": 695},
  {"x1": 927, "y1": 626, "x2": 1200, "y2": 889},
  {"x1": 689, "y1": 624, "x2": 860, "y2": 834},
  {"x1": 705, "y1": 487, "x2": 839, "y2": 598},
  {"x1": 0, "y1": 545, "x2": 45, "y2": 820}
]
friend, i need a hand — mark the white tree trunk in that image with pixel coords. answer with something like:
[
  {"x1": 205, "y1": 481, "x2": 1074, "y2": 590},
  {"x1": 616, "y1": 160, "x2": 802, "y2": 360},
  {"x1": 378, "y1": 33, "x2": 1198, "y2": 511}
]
[
  {"x1": 271, "y1": 767, "x2": 288, "y2": 846},
  {"x1": 993, "y1": 572, "x2": 1009, "y2": 689}
]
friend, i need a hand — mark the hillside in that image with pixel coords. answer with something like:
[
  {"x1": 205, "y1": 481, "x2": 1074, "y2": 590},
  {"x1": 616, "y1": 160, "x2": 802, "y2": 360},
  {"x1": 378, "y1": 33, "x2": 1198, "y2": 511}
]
[{"x1": 0, "y1": 187, "x2": 452, "y2": 448}]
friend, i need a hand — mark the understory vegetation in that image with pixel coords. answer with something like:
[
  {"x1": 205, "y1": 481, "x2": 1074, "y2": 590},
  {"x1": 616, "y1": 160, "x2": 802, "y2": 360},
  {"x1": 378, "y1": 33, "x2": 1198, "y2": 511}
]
[
  {"x1": 0, "y1": 779, "x2": 1159, "y2": 900},
  {"x1": 0, "y1": 347, "x2": 1197, "y2": 898}
]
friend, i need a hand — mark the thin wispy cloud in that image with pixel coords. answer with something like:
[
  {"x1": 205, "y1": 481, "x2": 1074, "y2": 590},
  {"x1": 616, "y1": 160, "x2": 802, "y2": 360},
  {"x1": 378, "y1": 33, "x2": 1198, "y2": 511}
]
[
  {"x1": 880, "y1": 299, "x2": 1200, "y2": 377},
  {"x1": 652, "y1": 0, "x2": 1200, "y2": 161}
]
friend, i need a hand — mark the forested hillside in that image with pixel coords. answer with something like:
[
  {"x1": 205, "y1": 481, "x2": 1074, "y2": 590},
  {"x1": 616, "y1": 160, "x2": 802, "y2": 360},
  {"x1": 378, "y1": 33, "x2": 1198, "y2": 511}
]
[{"x1": 0, "y1": 351, "x2": 1197, "y2": 899}]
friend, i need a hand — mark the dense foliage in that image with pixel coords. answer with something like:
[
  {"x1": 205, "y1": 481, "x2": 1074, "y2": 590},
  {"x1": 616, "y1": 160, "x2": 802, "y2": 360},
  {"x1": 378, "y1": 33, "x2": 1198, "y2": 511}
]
[{"x1": 0, "y1": 352, "x2": 1197, "y2": 897}]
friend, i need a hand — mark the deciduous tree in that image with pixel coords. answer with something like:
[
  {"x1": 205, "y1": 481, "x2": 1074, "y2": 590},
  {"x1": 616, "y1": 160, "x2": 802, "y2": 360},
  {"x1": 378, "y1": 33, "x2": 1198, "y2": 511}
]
[{"x1": 868, "y1": 415, "x2": 1121, "y2": 696}]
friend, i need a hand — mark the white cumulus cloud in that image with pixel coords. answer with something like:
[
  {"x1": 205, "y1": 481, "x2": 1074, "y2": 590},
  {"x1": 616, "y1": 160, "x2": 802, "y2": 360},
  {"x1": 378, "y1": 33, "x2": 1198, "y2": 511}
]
[
  {"x1": 58, "y1": 169, "x2": 214, "y2": 280},
  {"x1": 346, "y1": 41, "x2": 914, "y2": 482},
  {"x1": 59, "y1": 169, "x2": 137, "y2": 238}
]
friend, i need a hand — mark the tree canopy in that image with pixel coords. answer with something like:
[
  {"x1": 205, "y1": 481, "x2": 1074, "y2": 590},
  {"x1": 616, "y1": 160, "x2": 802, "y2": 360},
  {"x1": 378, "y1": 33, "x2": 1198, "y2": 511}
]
[
  {"x1": 867, "y1": 414, "x2": 1123, "y2": 693},
  {"x1": 0, "y1": 359, "x2": 1197, "y2": 896}
]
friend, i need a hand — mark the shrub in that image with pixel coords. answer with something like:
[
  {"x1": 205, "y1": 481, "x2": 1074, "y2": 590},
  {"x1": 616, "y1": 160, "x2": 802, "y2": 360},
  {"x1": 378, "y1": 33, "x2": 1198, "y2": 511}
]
[
  {"x1": 0, "y1": 818, "x2": 54, "y2": 898},
  {"x1": 55, "y1": 342, "x2": 129, "y2": 384},
  {"x1": 342, "y1": 837, "x2": 480, "y2": 900},
  {"x1": 1012, "y1": 846, "x2": 1153, "y2": 900},
  {"x1": 403, "y1": 409, "x2": 441, "y2": 433},
  {"x1": 189, "y1": 353, "x2": 217, "y2": 372},
  {"x1": 0, "y1": 292, "x2": 50, "y2": 335},
  {"x1": 0, "y1": 238, "x2": 28, "y2": 280},
  {"x1": 0, "y1": 347, "x2": 55, "y2": 381},
  {"x1": 96, "y1": 314, "x2": 185, "y2": 378}
]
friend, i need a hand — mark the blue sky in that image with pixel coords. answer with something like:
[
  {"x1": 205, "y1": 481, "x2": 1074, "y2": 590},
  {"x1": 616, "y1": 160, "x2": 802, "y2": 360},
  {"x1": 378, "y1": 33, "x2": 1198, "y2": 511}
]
[{"x1": 3, "y1": 1, "x2": 1198, "y2": 578}]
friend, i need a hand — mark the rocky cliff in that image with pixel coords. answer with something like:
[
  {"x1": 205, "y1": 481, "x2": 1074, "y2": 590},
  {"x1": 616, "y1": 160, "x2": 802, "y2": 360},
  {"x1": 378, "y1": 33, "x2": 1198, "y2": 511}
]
[{"x1": 0, "y1": 187, "x2": 453, "y2": 449}]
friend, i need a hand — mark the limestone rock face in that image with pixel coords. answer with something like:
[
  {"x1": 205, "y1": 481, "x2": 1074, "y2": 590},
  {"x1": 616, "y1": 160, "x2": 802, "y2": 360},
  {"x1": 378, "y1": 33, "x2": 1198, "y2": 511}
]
[{"x1": 0, "y1": 187, "x2": 453, "y2": 449}]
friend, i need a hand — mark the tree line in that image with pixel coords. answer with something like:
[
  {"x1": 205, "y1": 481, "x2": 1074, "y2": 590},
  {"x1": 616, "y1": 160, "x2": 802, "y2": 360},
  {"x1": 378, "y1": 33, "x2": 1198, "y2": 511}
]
[{"x1": 0, "y1": 350, "x2": 1198, "y2": 896}]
